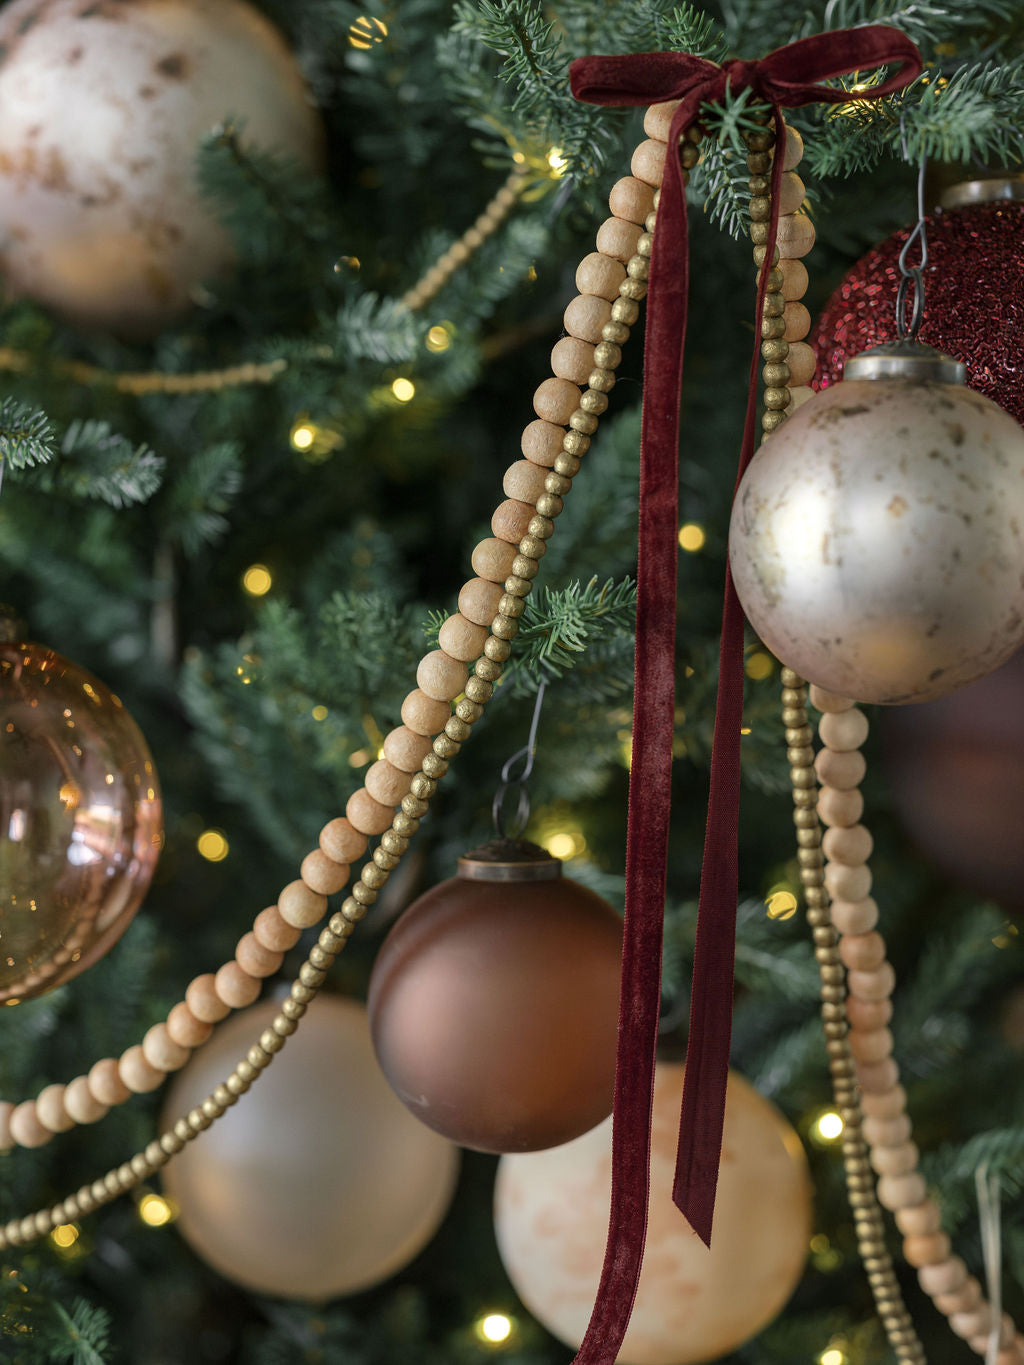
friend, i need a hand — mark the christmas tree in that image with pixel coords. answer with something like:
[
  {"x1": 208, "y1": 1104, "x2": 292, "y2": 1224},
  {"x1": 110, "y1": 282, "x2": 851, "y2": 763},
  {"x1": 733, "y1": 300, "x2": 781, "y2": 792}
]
[{"x1": 1, "y1": 0, "x2": 1023, "y2": 1361}]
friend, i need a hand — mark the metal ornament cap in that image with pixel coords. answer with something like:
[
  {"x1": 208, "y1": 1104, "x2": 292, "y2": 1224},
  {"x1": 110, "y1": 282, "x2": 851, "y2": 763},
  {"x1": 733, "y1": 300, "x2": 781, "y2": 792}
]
[
  {"x1": 939, "y1": 175, "x2": 1024, "y2": 210},
  {"x1": 457, "y1": 836, "x2": 561, "y2": 882},
  {"x1": 843, "y1": 339, "x2": 966, "y2": 385},
  {"x1": 729, "y1": 363, "x2": 1024, "y2": 705}
]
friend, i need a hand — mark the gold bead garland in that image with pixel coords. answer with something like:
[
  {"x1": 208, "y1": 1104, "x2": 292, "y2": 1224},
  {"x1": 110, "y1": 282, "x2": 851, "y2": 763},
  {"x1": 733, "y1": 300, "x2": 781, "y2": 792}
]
[{"x1": 0, "y1": 114, "x2": 680, "y2": 1244}]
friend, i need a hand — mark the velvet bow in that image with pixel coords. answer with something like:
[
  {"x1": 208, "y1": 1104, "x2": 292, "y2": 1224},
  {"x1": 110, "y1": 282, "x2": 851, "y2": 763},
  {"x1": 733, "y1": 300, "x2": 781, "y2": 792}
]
[{"x1": 567, "y1": 28, "x2": 922, "y2": 1365}]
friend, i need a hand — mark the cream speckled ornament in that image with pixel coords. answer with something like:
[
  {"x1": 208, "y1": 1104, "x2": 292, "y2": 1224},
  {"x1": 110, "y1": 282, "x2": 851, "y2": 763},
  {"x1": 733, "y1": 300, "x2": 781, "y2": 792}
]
[
  {"x1": 494, "y1": 1065, "x2": 812, "y2": 1365},
  {"x1": 0, "y1": 0, "x2": 324, "y2": 335},
  {"x1": 729, "y1": 344, "x2": 1024, "y2": 704},
  {"x1": 162, "y1": 995, "x2": 460, "y2": 1301}
]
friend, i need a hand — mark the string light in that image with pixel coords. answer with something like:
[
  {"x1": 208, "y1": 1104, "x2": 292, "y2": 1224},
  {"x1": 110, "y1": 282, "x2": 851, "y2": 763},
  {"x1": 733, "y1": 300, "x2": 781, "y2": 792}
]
[
  {"x1": 197, "y1": 830, "x2": 229, "y2": 863},
  {"x1": 348, "y1": 748, "x2": 370, "y2": 767},
  {"x1": 311, "y1": 705, "x2": 328, "y2": 722},
  {"x1": 766, "y1": 890, "x2": 798, "y2": 920},
  {"x1": 425, "y1": 323, "x2": 453, "y2": 353},
  {"x1": 819, "y1": 1347, "x2": 848, "y2": 1365},
  {"x1": 242, "y1": 564, "x2": 272, "y2": 597},
  {"x1": 745, "y1": 650, "x2": 774, "y2": 680},
  {"x1": 391, "y1": 377, "x2": 416, "y2": 402},
  {"x1": 290, "y1": 420, "x2": 316, "y2": 451},
  {"x1": 137, "y1": 1193, "x2": 177, "y2": 1227},
  {"x1": 678, "y1": 522, "x2": 706, "y2": 552},
  {"x1": 49, "y1": 1224, "x2": 80, "y2": 1250},
  {"x1": 474, "y1": 1312, "x2": 515, "y2": 1345},
  {"x1": 546, "y1": 147, "x2": 568, "y2": 175},
  {"x1": 349, "y1": 15, "x2": 388, "y2": 48},
  {"x1": 814, "y1": 1111, "x2": 845, "y2": 1142},
  {"x1": 544, "y1": 831, "x2": 587, "y2": 860}
]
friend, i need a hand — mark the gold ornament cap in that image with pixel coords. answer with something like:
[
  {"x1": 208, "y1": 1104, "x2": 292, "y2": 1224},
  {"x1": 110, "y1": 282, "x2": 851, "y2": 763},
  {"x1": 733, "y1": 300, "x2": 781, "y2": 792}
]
[
  {"x1": 843, "y1": 340, "x2": 966, "y2": 385},
  {"x1": 939, "y1": 175, "x2": 1024, "y2": 210},
  {"x1": 457, "y1": 837, "x2": 562, "y2": 882}
]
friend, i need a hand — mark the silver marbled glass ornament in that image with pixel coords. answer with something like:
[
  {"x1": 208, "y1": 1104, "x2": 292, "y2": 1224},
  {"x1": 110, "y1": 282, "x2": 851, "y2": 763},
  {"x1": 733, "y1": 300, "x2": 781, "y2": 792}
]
[{"x1": 729, "y1": 342, "x2": 1024, "y2": 704}]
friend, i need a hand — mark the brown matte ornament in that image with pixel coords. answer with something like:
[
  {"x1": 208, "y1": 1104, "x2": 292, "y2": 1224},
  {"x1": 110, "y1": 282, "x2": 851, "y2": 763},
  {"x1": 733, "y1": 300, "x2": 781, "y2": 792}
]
[
  {"x1": 0, "y1": 636, "x2": 162, "y2": 1002},
  {"x1": 367, "y1": 839, "x2": 623, "y2": 1153}
]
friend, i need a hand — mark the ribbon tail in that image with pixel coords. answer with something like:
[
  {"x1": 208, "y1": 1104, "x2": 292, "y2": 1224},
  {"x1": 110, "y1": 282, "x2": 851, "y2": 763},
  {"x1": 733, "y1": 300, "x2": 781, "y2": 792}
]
[
  {"x1": 672, "y1": 102, "x2": 786, "y2": 1246},
  {"x1": 572, "y1": 115, "x2": 693, "y2": 1365}
]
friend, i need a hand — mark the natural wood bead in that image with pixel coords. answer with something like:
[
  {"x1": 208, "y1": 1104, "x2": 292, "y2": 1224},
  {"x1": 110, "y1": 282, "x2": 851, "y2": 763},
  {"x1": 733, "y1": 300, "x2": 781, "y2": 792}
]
[
  {"x1": 866, "y1": 1112, "x2": 912, "y2": 1149},
  {"x1": 902, "y1": 1231, "x2": 952, "y2": 1267},
  {"x1": 643, "y1": 99, "x2": 680, "y2": 141},
  {"x1": 363, "y1": 758, "x2": 411, "y2": 807},
  {"x1": 383, "y1": 724, "x2": 434, "y2": 772},
  {"x1": 10, "y1": 1101, "x2": 54, "y2": 1148},
  {"x1": 564, "y1": 293, "x2": 613, "y2": 344},
  {"x1": 777, "y1": 172, "x2": 805, "y2": 215},
  {"x1": 300, "y1": 848, "x2": 350, "y2": 895},
  {"x1": 36, "y1": 1083, "x2": 74, "y2": 1134},
  {"x1": 789, "y1": 386, "x2": 815, "y2": 412},
  {"x1": 950, "y1": 1306, "x2": 995, "y2": 1341},
  {"x1": 503, "y1": 459, "x2": 548, "y2": 506},
  {"x1": 870, "y1": 1139, "x2": 918, "y2": 1176},
  {"x1": 166, "y1": 1001, "x2": 214, "y2": 1049},
  {"x1": 848, "y1": 1027, "x2": 893, "y2": 1064},
  {"x1": 88, "y1": 1056, "x2": 132, "y2": 1107},
  {"x1": 186, "y1": 972, "x2": 231, "y2": 1024},
  {"x1": 533, "y1": 377, "x2": 582, "y2": 425},
  {"x1": 235, "y1": 932, "x2": 285, "y2": 979},
  {"x1": 810, "y1": 684, "x2": 856, "y2": 712},
  {"x1": 848, "y1": 961, "x2": 897, "y2": 1002},
  {"x1": 861, "y1": 1084, "x2": 907, "y2": 1120},
  {"x1": 847, "y1": 995, "x2": 892, "y2": 1032},
  {"x1": 784, "y1": 340, "x2": 816, "y2": 386},
  {"x1": 815, "y1": 748, "x2": 867, "y2": 789},
  {"x1": 877, "y1": 1172, "x2": 927, "y2": 1211},
  {"x1": 277, "y1": 879, "x2": 328, "y2": 930},
  {"x1": 551, "y1": 337, "x2": 597, "y2": 385},
  {"x1": 776, "y1": 212, "x2": 815, "y2": 258},
  {"x1": 142, "y1": 1023, "x2": 191, "y2": 1074},
  {"x1": 830, "y1": 896, "x2": 879, "y2": 935},
  {"x1": 253, "y1": 905, "x2": 302, "y2": 955},
  {"x1": 824, "y1": 861, "x2": 872, "y2": 902},
  {"x1": 214, "y1": 961, "x2": 262, "y2": 1009},
  {"x1": 416, "y1": 649, "x2": 469, "y2": 702},
  {"x1": 968, "y1": 1314, "x2": 1017, "y2": 1351},
  {"x1": 492, "y1": 497, "x2": 535, "y2": 544},
  {"x1": 823, "y1": 823, "x2": 874, "y2": 866},
  {"x1": 595, "y1": 216, "x2": 643, "y2": 263},
  {"x1": 346, "y1": 788, "x2": 395, "y2": 837},
  {"x1": 630, "y1": 138, "x2": 667, "y2": 187},
  {"x1": 119, "y1": 1044, "x2": 166, "y2": 1094},
  {"x1": 857, "y1": 1057, "x2": 900, "y2": 1093},
  {"x1": 609, "y1": 176, "x2": 655, "y2": 224},
  {"x1": 820, "y1": 708, "x2": 870, "y2": 751},
  {"x1": 472, "y1": 536, "x2": 518, "y2": 583},
  {"x1": 64, "y1": 1074, "x2": 110, "y2": 1124},
  {"x1": 919, "y1": 1256, "x2": 969, "y2": 1297},
  {"x1": 521, "y1": 418, "x2": 565, "y2": 466},
  {"x1": 839, "y1": 931, "x2": 886, "y2": 971},
  {"x1": 818, "y1": 786, "x2": 864, "y2": 828},
  {"x1": 768, "y1": 257, "x2": 809, "y2": 300},
  {"x1": 400, "y1": 689, "x2": 451, "y2": 737},
  {"x1": 781, "y1": 123, "x2": 803, "y2": 170},
  {"x1": 783, "y1": 301, "x2": 811, "y2": 341},
  {"x1": 576, "y1": 252, "x2": 627, "y2": 301}
]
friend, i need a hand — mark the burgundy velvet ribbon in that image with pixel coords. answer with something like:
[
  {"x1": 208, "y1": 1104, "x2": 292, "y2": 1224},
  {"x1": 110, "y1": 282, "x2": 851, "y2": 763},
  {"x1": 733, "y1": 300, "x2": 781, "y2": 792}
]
[{"x1": 567, "y1": 29, "x2": 921, "y2": 1365}]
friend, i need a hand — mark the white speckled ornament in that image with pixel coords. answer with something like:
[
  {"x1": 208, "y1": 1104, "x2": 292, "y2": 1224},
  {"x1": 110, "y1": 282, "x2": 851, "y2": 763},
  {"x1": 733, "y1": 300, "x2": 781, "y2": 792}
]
[
  {"x1": 494, "y1": 1064, "x2": 812, "y2": 1365},
  {"x1": 0, "y1": 0, "x2": 324, "y2": 335},
  {"x1": 729, "y1": 343, "x2": 1024, "y2": 704}
]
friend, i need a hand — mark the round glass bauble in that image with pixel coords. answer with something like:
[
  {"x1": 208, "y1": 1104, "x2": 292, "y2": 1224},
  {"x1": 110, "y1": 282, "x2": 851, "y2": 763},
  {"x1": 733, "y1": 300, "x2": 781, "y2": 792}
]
[
  {"x1": 367, "y1": 840, "x2": 623, "y2": 1153},
  {"x1": 162, "y1": 995, "x2": 460, "y2": 1300},
  {"x1": 729, "y1": 371, "x2": 1024, "y2": 704},
  {"x1": 494, "y1": 1064, "x2": 812, "y2": 1365},
  {"x1": 0, "y1": 640, "x2": 162, "y2": 1002},
  {"x1": 0, "y1": 0, "x2": 324, "y2": 335}
]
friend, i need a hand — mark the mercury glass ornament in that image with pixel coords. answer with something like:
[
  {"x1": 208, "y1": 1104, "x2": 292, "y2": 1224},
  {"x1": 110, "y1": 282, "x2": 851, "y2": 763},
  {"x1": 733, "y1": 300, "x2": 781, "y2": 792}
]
[
  {"x1": 729, "y1": 342, "x2": 1024, "y2": 704},
  {"x1": 0, "y1": 626, "x2": 162, "y2": 1002},
  {"x1": 367, "y1": 838, "x2": 622, "y2": 1153}
]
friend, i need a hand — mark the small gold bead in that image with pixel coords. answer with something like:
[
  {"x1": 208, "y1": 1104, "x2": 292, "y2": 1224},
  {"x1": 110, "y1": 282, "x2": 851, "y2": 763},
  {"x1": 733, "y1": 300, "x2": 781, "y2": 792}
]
[
  {"x1": 749, "y1": 221, "x2": 769, "y2": 245},
  {"x1": 747, "y1": 152, "x2": 771, "y2": 176},
  {"x1": 161, "y1": 1130, "x2": 186, "y2": 1154},
  {"x1": 553, "y1": 451, "x2": 581, "y2": 477},
  {"x1": 794, "y1": 789, "x2": 818, "y2": 810},
  {"x1": 373, "y1": 847, "x2": 401, "y2": 870},
  {"x1": 402, "y1": 792, "x2": 431, "y2": 816},
  {"x1": 652, "y1": 187, "x2": 662, "y2": 206},
  {"x1": 485, "y1": 636, "x2": 512, "y2": 661},
  {"x1": 781, "y1": 687, "x2": 806, "y2": 705},
  {"x1": 351, "y1": 881, "x2": 379, "y2": 905},
  {"x1": 535, "y1": 493, "x2": 564, "y2": 519},
  {"x1": 512, "y1": 553, "x2": 540, "y2": 579},
  {"x1": 569, "y1": 410, "x2": 599, "y2": 434},
  {"x1": 761, "y1": 320, "x2": 787, "y2": 345},
  {"x1": 764, "y1": 386, "x2": 791, "y2": 410},
  {"x1": 748, "y1": 174, "x2": 770, "y2": 195},
  {"x1": 432, "y1": 735, "x2": 460, "y2": 759},
  {"x1": 619, "y1": 277, "x2": 647, "y2": 301},
  {"x1": 790, "y1": 766, "x2": 816, "y2": 789},
  {"x1": 408, "y1": 773, "x2": 435, "y2": 799},
  {"x1": 456, "y1": 697, "x2": 484, "y2": 722},
  {"x1": 610, "y1": 297, "x2": 639, "y2": 324},
  {"x1": 225, "y1": 1073, "x2": 250, "y2": 1096},
  {"x1": 445, "y1": 716, "x2": 472, "y2": 741},
  {"x1": 291, "y1": 979, "x2": 316, "y2": 1002},
  {"x1": 300, "y1": 963, "x2": 328, "y2": 987},
  {"x1": 497, "y1": 594, "x2": 525, "y2": 618},
  {"x1": 749, "y1": 195, "x2": 771, "y2": 222},
  {"x1": 594, "y1": 340, "x2": 622, "y2": 369},
  {"x1": 259, "y1": 1029, "x2": 285, "y2": 1056},
  {"x1": 320, "y1": 920, "x2": 349, "y2": 949},
  {"x1": 587, "y1": 368, "x2": 615, "y2": 393},
  {"x1": 562, "y1": 429, "x2": 590, "y2": 456},
  {"x1": 518, "y1": 534, "x2": 548, "y2": 559},
  {"x1": 763, "y1": 361, "x2": 791, "y2": 387},
  {"x1": 821, "y1": 984, "x2": 845, "y2": 1004},
  {"x1": 644, "y1": 210, "x2": 657, "y2": 232},
  {"x1": 626, "y1": 256, "x2": 649, "y2": 282},
  {"x1": 819, "y1": 963, "x2": 845, "y2": 986},
  {"x1": 789, "y1": 747, "x2": 816, "y2": 768},
  {"x1": 636, "y1": 232, "x2": 653, "y2": 257},
  {"x1": 528, "y1": 514, "x2": 554, "y2": 539},
  {"x1": 273, "y1": 1014, "x2": 298, "y2": 1037},
  {"x1": 392, "y1": 812, "x2": 420, "y2": 837},
  {"x1": 745, "y1": 129, "x2": 775, "y2": 153},
  {"x1": 781, "y1": 706, "x2": 806, "y2": 727},
  {"x1": 465, "y1": 675, "x2": 494, "y2": 702},
  {"x1": 421, "y1": 752, "x2": 449, "y2": 777},
  {"x1": 680, "y1": 143, "x2": 700, "y2": 169},
  {"x1": 490, "y1": 613, "x2": 519, "y2": 640},
  {"x1": 474, "y1": 657, "x2": 503, "y2": 682},
  {"x1": 361, "y1": 862, "x2": 390, "y2": 887},
  {"x1": 762, "y1": 292, "x2": 786, "y2": 317},
  {"x1": 579, "y1": 390, "x2": 608, "y2": 418},
  {"x1": 601, "y1": 319, "x2": 631, "y2": 344},
  {"x1": 327, "y1": 913, "x2": 352, "y2": 941},
  {"x1": 338, "y1": 899, "x2": 364, "y2": 926},
  {"x1": 308, "y1": 944, "x2": 333, "y2": 970},
  {"x1": 247, "y1": 1045, "x2": 272, "y2": 1071}
]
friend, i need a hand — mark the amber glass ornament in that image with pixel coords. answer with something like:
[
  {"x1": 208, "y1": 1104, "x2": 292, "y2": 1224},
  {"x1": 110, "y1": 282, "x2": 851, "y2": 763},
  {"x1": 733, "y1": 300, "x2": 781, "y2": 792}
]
[
  {"x1": 813, "y1": 178, "x2": 1024, "y2": 423},
  {"x1": 0, "y1": 628, "x2": 162, "y2": 1002},
  {"x1": 367, "y1": 838, "x2": 623, "y2": 1153}
]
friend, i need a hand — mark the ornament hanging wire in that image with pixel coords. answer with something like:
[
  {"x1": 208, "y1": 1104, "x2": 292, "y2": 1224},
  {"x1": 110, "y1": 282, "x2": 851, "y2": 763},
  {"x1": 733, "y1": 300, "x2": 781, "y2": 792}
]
[
  {"x1": 976, "y1": 1163, "x2": 1003, "y2": 1365},
  {"x1": 896, "y1": 118, "x2": 929, "y2": 341},
  {"x1": 491, "y1": 679, "x2": 547, "y2": 839}
]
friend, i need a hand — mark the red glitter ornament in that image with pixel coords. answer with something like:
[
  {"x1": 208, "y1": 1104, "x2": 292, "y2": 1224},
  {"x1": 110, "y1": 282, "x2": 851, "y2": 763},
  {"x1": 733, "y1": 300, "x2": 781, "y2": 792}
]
[{"x1": 813, "y1": 193, "x2": 1024, "y2": 423}]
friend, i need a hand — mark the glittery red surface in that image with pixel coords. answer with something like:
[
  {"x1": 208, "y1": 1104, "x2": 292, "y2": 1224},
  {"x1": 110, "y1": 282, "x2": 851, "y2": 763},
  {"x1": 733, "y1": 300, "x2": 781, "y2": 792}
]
[{"x1": 813, "y1": 200, "x2": 1024, "y2": 424}]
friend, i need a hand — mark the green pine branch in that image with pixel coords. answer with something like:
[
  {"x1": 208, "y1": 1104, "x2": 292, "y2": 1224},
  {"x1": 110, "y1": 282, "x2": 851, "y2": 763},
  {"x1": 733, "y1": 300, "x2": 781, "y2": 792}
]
[
  {"x1": 0, "y1": 396, "x2": 56, "y2": 471},
  {"x1": 160, "y1": 441, "x2": 243, "y2": 556}
]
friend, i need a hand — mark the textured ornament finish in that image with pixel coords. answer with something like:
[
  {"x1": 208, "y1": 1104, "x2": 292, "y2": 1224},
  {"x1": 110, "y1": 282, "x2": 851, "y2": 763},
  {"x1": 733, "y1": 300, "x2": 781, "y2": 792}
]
[
  {"x1": 0, "y1": 0, "x2": 324, "y2": 335},
  {"x1": 163, "y1": 996, "x2": 459, "y2": 1300},
  {"x1": 729, "y1": 378, "x2": 1024, "y2": 703},
  {"x1": 813, "y1": 200, "x2": 1024, "y2": 424},
  {"x1": 367, "y1": 868, "x2": 622, "y2": 1153},
  {"x1": 494, "y1": 1065, "x2": 812, "y2": 1365},
  {"x1": 0, "y1": 642, "x2": 162, "y2": 1002}
]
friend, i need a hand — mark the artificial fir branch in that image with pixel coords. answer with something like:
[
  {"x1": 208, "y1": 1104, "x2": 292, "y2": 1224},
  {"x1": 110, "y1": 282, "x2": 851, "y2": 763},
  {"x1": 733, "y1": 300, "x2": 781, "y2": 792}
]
[{"x1": 0, "y1": 396, "x2": 55, "y2": 471}]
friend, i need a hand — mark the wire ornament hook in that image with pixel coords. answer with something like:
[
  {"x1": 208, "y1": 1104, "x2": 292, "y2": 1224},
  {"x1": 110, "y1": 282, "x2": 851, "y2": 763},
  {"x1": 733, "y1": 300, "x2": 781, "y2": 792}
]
[
  {"x1": 896, "y1": 116, "x2": 929, "y2": 341},
  {"x1": 491, "y1": 680, "x2": 547, "y2": 839}
]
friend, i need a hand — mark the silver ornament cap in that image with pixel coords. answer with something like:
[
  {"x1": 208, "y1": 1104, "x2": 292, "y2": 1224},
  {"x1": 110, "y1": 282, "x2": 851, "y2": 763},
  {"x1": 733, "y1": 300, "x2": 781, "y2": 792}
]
[{"x1": 728, "y1": 342, "x2": 1024, "y2": 705}]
